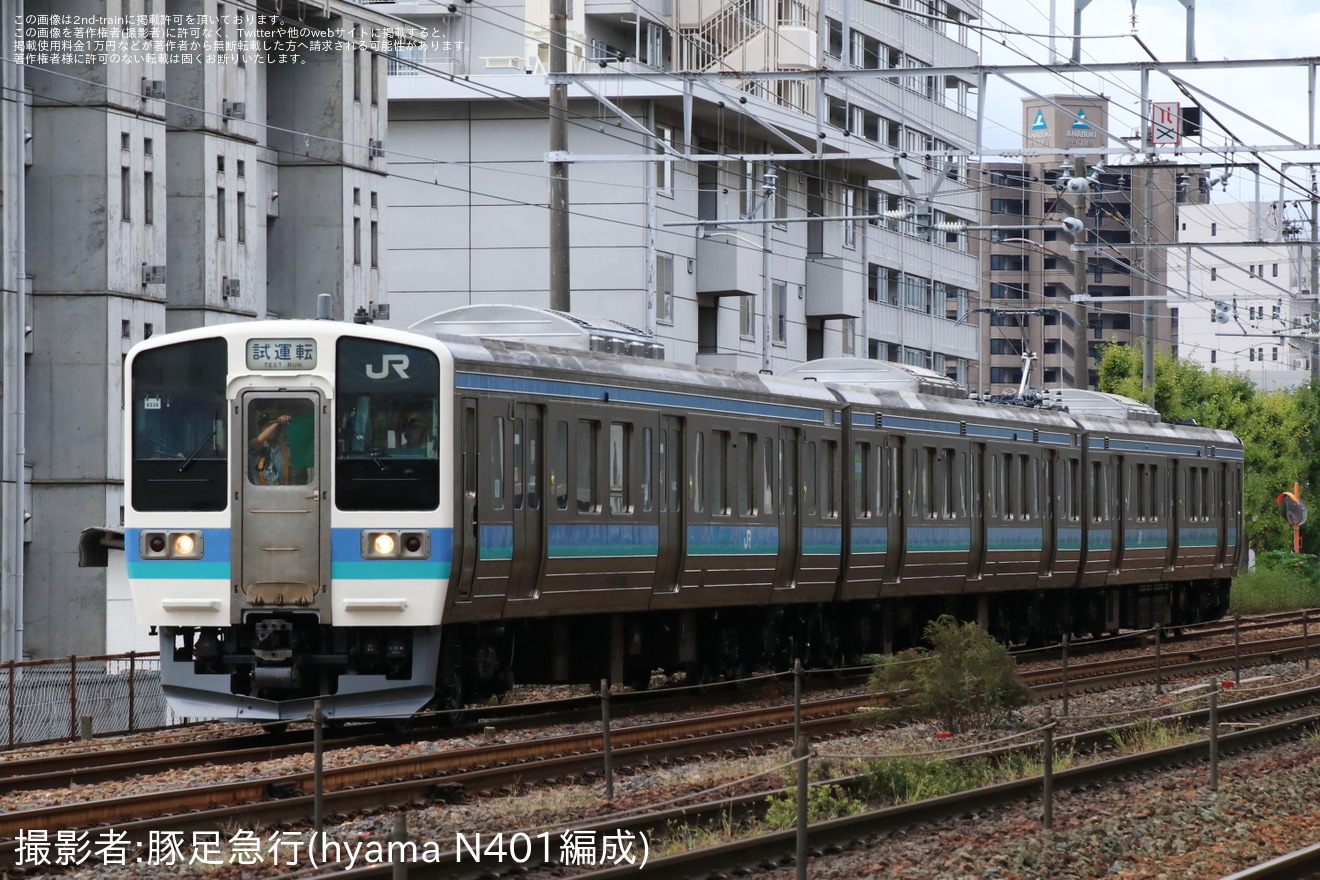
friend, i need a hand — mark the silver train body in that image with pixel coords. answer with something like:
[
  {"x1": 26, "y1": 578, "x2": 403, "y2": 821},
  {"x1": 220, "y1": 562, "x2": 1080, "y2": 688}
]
[{"x1": 116, "y1": 320, "x2": 1243, "y2": 720}]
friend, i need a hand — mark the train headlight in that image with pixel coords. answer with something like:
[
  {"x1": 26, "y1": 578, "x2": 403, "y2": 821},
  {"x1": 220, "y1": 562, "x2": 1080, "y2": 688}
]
[
  {"x1": 363, "y1": 530, "x2": 400, "y2": 558},
  {"x1": 361, "y1": 530, "x2": 430, "y2": 559},
  {"x1": 140, "y1": 530, "x2": 203, "y2": 559}
]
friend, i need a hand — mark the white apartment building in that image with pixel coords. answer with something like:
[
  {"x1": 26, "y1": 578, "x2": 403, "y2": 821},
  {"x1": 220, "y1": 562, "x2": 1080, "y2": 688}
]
[
  {"x1": 382, "y1": 0, "x2": 982, "y2": 378},
  {"x1": 1, "y1": 0, "x2": 395, "y2": 659},
  {"x1": 1172, "y1": 201, "x2": 1311, "y2": 389}
]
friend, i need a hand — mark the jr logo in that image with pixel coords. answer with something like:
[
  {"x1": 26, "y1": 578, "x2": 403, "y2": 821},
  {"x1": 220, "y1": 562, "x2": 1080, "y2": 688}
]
[{"x1": 366, "y1": 354, "x2": 410, "y2": 379}]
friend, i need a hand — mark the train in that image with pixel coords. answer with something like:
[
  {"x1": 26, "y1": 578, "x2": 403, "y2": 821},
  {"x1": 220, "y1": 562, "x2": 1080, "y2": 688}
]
[{"x1": 93, "y1": 311, "x2": 1242, "y2": 720}]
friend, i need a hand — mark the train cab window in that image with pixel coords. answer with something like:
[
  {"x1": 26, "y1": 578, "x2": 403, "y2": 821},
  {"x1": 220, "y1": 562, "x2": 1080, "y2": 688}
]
[
  {"x1": 553, "y1": 420, "x2": 569, "y2": 510},
  {"x1": 609, "y1": 423, "x2": 631, "y2": 514},
  {"x1": 248, "y1": 399, "x2": 315, "y2": 486},
  {"x1": 711, "y1": 431, "x2": 730, "y2": 515},
  {"x1": 577, "y1": 420, "x2": 600, "y2": 513},
  {"x1": 335, "y1": 337, "x2": 439, "y2": 511},
  {"x1": 762, "y1": 436, "x2": 775, "y2": 516},
  {"x1": 737, "y1": 433, "x2": 756, "y2": 517},
  {"x1": 853, "y1": 442, "x2": 872, "y2": 518},
  {"x1": 131, "y1": 337, "x2": 228, "y2": 512},
  {"x1": 641, "y1": 427, "x2": 653, "y2": 513}
]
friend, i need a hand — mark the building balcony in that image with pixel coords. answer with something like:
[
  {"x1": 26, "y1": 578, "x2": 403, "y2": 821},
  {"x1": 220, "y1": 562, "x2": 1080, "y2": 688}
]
[
  {"x1": 695, "y1": 235, "x2": 760, "y2": 297},
  {"x1": 868, "y1": 300, "x2": 977, "y2": 360},
  {"x1": 805, "y1": 257, "x2": 862, "y2": 319}
]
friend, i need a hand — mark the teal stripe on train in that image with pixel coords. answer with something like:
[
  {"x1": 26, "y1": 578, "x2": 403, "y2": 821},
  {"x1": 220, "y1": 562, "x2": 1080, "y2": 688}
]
[
  {"x1": 851, "y1": 525, "x2": 888, "y2": 554},
  {"x1": 987, "y1": 526, "x2": 1043, "y2": 552},
  {"x1": 1124, "y1": 527, "x2": 1168, "y2": 549},
  {"x1": 687, "y1": 525, "x2": 778, "y2": 556},
  {"x1": 906, "y1": 526, "x2": 971, "y2": 553},
  {"x1": 802, "y1": 526, "x2": 842, "y2": 555},
  {"x1": 125, "y1": 527, "x2": 231, "y2": 579},
  {"x1": 549, "y1": 523, "x2": 661, "y2": 557},
  {"x1": 1058, "y1": 528, "x2": 1083, "y2": 551},
  {"x1": 1179, "y1": 527, "x2": 1219, "y2": 548}
]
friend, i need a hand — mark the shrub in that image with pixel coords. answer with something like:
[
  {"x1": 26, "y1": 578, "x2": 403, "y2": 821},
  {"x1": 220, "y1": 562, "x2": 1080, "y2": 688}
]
[
  {"x1": 763, "y1": 782, "x2": 863, "y2": 829},
  {"x1": 867, "y1": 615, "x2": 1031, "y2": 732},
  {"x1": 1231, "y1": 564, "x2": 1316, "y2": 613}
]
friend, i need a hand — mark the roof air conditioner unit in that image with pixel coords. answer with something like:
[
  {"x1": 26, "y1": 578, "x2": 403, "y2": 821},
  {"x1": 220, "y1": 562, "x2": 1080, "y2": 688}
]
[
  {"x1": 222, "y1": 277, "x2": 241, "y2": 298},
  {"x1": 141, "y1": 264, "x2": 166, "y2": 285}
]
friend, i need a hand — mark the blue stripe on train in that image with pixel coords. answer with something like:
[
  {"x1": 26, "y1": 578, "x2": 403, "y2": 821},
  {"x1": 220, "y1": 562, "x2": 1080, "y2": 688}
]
[
  {"x1": 548, "y1": 523, "x2": 661, "y2": 557},
  {"x1": 125, "y1": 527, "x2": 231, "y2": 579},
  {"x1": 687, "y1": 525, "x2": 778, "y2": 556}
]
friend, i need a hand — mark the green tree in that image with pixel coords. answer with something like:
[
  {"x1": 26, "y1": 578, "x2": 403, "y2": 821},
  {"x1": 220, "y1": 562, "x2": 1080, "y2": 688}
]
[{"x1": 1095, "y1": 344, "x2": 1320, "y2": 552}]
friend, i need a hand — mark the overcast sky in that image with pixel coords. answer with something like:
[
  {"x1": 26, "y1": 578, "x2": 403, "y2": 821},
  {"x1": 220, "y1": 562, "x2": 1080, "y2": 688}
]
[{"x1": 974, "y1": 0, "x2": 1320, "y2": 196}]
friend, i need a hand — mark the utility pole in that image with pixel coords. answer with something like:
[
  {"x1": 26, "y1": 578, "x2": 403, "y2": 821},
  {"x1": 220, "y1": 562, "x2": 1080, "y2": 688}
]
[
  {"x1": 547, "y1": 0, "x2": 571, "y2": 312},
  {"x1": 1071, "y1": 157, "x2": 1090, "y2": 388},
  {"x1": 1141, "y1": 163, "x2": 1156, "y2": 390}
]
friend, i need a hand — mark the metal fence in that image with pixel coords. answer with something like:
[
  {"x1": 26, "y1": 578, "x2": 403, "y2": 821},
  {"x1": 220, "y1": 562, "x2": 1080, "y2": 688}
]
[{"x1": 1, "y1": 652, "x2": 183, "y2": 749}]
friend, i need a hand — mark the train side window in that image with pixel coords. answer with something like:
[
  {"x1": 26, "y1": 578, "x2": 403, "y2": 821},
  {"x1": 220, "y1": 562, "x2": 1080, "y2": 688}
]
[
  {"x1": 667, "y1": 428, "x2": 682, "y2": 513},
  {"x1": 782, "y1": 436, "x2": 798, "y2": 516},
  {"x1": 853, "y1": 442, "x2": 871, "y2": 518},
  {"x1": 464, "y1": 408, "x2": 478, "y2": 499},
  {"x1": 658, "y1": 430, "x2": 668, "y2": 513},
  {"x1": 553, "y1": 420, "x2": 569, "y2": 510},
  {"x1": 692, "y1": 432, "x2": 705, "y2": 513},
  {"x1": 577, "y1": 419, "x2": 600, "y2": 513},
  {"x1": 609, "y1": 423, "x2": 631, "y2": 514},
  {"x1": 1020, "y1": 455, "x2": 1035, "y2": 520},
  {"x1": 641, "y1": 427, "x2": 654, "y2": 512},
  {"x1": 804, "y1": 441, "x2": 818, "y2": 516},
  {"x1": 711, "y1": 431, "x2": 730, "y2": 515},
  {"x1": 1089, "y1": 461, "x2": 1103, "y2": 521},
  {"x1": 762, "y1": 436, "x2": 775, "y2": 516},
  {"x1": 737, "y1": 433, "x2": 756, "y2": 516},
  {"x1": 1003, "y1": 453, "x2": 1016, "y2": 519},
  {"x1": 1067, "y1": 459, "x2": 1081, "y2": 521},
  {"x1": 1150, "y1": 464, "x2": 1161, "y2": 521},
  {"x1": 1134, "y1": 463, "x2": 1146, "y2": 521},
  {"x1": 948, "y1": 449, "x2": 963, "y2": 518},
  {"x1": 526, "y1": 417, "x2": 541, "y2": 510},
  {"x1": 820, "y1": 439, "x2": 837, "y2": 519},
  {"x1": 918, "y1": 447, "x2": 934, "y2": 518},
  {"x1": 885, "y1": 445, "x2": 899, "y2": 516},
  {"x1": 512, "y1": 418, "x2": 524, "y2": 510},
  {"x1": 967, "y1": 447, "x2": 982, "y2": 518},
  {"x1": 491, "y1": 417, "x2": 506, "y2": 510}
]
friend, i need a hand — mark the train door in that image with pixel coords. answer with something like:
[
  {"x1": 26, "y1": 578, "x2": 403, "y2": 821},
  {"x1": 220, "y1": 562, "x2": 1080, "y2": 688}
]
[
  {"x1": 1166, "y1": 460, "x2": 1181, "y2": 571},
  {"x1": 653, "y1": 415, "x2": 683, "y2": 594},
  {"x1": 472, "y1": 397, "x2": 513, "y2": 602},
  {"x1": 508, "y1": 404, "x2": 544, "y2": 601},
  {"x1": 773, "y1": 426, "x2": 800, "y2": 589},
  {"x1": 454, "y1": 400, "x2": 479, "y2": 602},
  {"x1": 235, "y1": 391, "x2": 327, "y2": 613},
  {"x1": 966, "y1": 443, "x2": 985, "y2": 581},
  {"x1": 1109, "y1": 455, "x2": 1125, "y2": 573},
  {"x1": 882, "y1": 436, "x2": 904, "y2": 583},
  {"x1": 1041, "y1": 450, "x2": 1057, "y2": 577}
]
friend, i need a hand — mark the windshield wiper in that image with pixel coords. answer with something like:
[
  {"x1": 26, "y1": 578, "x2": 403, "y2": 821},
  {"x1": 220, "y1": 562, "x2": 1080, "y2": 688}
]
[{"x1": 177, "y1": 431, "x2": 217, "y2": 473}]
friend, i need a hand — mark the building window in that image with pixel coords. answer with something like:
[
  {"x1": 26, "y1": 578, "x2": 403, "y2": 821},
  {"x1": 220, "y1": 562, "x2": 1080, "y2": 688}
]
[
  {"x1": 826, "y1": 17, "x2": 843, "y2": 57},
  {"x1": 237, "y1": 191, "x2": 246, "y2": 242},
  {"x1": 772, "y1": 281, "x2": 787, "y2": 343},
  {"x1": 990, "y1": 198, "x2": 1026, "y2": 215},
  {"x1": 236, "y1": 9, "x2": 245, "y2": 67},
  {"x1": 353, "y1": 187, "x2": 361, "y2": 205},
  {"x1": 843, "y1": 188, "x2": 856, "y2": 248},
  {"x1": 1210, "y1": 267, "x2": 1217, "y2": 281},
  {"x1": 370, "y1": 220, "x2": 379, "y2": 268},
  {"x1": 739, "y1": 295, "x2": 754, "y2": 338},
  {"x1": 655, "y1": 125, "x2": 674, "y2": 197},
  {"x1": 656, "y1": 253, "x2": 674, "y2": 324},
  {"x1": 217, "y1": 154, "x2": 225, "y2": 174},
  {"x1": 371, "y1": 53, "x2": 379, "y2": 105},
  {"x1": 236, "y1": 159, "x2": 245, "y2": 178},
  {"x1": 121, "y1": 167, "x2": 131, "y2": 221},
  {"x1": 121, "y1": 132, "x2": 130, "y2": 151},
  {"x1": 144, "y1": 137, "x2": 153, "y2": 156},
  {"x1": 1210, "y1": 222, "x2": 1217, "y2": 236},
  {"x1": 353, "y1": 217, "x2": 361, "y2": 265},
  {"x1": 842, "y1": 317, "x2": 856, "y2": 355},
  {"x1": 353, "y1": 30, "x2": 362, "y2": 101},
  {"x1": 144, "y1": 171, "x2": 154, "y2": 225},
  {"x1": 216, "y1": 187, "x2": 225, "y2": 237}
]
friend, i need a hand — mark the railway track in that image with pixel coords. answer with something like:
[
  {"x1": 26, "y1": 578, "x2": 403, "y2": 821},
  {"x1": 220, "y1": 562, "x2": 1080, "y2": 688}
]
[{"x1": 1, "y1": 631, "x2": 1315, "y2": 872}]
